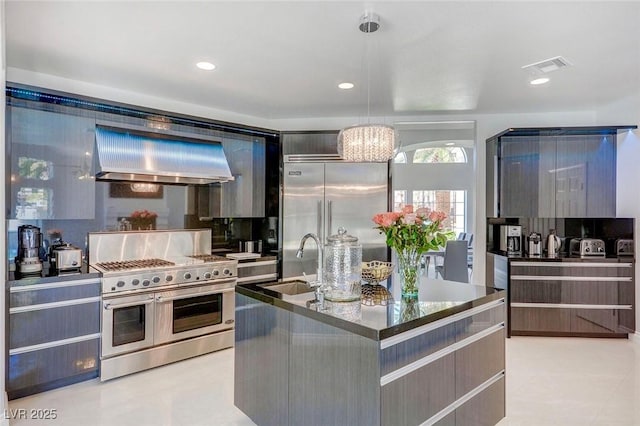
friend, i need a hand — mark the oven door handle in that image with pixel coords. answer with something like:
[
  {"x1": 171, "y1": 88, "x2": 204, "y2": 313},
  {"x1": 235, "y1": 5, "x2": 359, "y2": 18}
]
[
  {"x1": 155, "y1": 287, "x2": 235, "y2": 303},
  {"x1": 103, "y1": 296, "x2": 155, "y2": 310}
]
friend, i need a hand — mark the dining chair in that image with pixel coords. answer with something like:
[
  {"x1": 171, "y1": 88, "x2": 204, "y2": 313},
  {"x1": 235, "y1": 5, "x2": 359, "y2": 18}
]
[{"x1": 435, "y1": 240, "x2": 469, "y2": 283}]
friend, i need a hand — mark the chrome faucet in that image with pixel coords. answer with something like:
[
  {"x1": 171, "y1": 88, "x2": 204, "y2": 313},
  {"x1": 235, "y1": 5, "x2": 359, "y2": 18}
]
[{"x1": 296, "y1": 233, "x2": 323, "y2": 285}]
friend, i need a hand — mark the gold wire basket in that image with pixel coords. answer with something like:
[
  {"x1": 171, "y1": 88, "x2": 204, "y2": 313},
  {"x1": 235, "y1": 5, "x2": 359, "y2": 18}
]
[{"x1": 361, "y1": 261, "x2": 394, "y2": 306}]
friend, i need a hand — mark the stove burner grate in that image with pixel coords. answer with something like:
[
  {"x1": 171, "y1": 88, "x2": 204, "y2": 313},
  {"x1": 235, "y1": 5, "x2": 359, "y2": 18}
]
[
  {"x1": 96, "y1": 258, "x2": 175, "y2": 272},
  {"x1": 188, "y1": 254, "x2": 229, "y2": 262}
]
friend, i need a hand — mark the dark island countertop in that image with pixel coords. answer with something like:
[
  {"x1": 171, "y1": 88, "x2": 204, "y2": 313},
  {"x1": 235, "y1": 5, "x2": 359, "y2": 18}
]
[{"x1": 236, "y1": 275, "x2": 505, "y2": 342}]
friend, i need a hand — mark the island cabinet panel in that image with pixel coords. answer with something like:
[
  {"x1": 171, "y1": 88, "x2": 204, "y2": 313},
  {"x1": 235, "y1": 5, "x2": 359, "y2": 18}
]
[
  {"x1": 455, "y1": 377, "x2": 505, "y2": 426},
  {"x1": 381, "y1": 355, "x2": 455, "y2": 426},
  {"x1": 455, "y1": 329, "x2": 505, "y2": 398},
  {"x1": 288, "y1": 316, "x2": 380, "y2": 426},
  {"x1": 509, "y1": 261, "x2": 635, "y2": 336},
  {"x1": 234, "y1": 294, "x2": 290, "y2": 426},
  {"x1": 380, "y1": 323, "x2": 456, "y2": 375}
]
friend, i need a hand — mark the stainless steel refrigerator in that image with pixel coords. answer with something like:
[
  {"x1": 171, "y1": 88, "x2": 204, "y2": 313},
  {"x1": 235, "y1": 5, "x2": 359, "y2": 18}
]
[{"x1": 283, "y1": 161, "x2": 389, "y2": 279}]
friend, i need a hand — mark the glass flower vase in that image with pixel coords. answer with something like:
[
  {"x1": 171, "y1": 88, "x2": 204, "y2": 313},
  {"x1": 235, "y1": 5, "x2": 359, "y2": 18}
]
[{"x1": 396, "y1": 248, "x2": 422, "y2": 299}]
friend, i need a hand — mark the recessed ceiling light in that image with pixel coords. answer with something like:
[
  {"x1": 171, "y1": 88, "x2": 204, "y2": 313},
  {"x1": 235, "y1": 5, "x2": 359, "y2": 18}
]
[
  {"x1": 196, "y1": 62, "x2": 216, "y2": 71},
  {"x1": 530, "y1": 76, "x2": 550, "y2": 85},
  {"x1": 338, "y1": 82, "x2": 354, "y2": 90},
  {"x1": 445, "y1": 142, "x2": 455, "y2": 146}
]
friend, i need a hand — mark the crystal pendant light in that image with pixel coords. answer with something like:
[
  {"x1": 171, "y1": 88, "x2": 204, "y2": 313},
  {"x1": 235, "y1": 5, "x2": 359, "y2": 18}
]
[{"x1": 338, "y1": 13, "x2": 396, "y2": 162}]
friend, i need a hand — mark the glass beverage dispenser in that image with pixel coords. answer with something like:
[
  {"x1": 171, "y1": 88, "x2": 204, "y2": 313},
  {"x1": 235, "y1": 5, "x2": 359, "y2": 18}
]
[{"x1": 323, "y1": 227, "x2": 362, "y2": 302}]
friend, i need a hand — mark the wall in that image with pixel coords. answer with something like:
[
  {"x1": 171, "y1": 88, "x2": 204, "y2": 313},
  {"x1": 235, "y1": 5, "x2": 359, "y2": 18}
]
[
  {"x1": 1, "y1": 1, "x2": 8, "y2": 422},
  {"x1": 596, "y1": 89, "x2": 640, "y2": 339}
]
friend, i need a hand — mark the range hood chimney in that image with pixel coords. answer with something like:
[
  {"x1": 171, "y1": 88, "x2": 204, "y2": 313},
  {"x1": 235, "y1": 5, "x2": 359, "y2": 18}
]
[{"x1": 94, "y1": 127, "x2": 234, "y2": 185}]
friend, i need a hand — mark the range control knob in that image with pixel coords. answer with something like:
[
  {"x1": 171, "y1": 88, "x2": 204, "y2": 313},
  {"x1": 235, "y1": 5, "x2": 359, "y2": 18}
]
[
  {"x1": 116, "y1": 280, "x2": 125, "y2": 288},
  {"x1": 152, "y1": 276, "x2": 161, "y2": 284},
  {"x1": 166, "y1": 275, "x2": 174, "y2": 282},
  {"x1": 142, "y1": 279, "x2": 151, "y2": 287},
  {"x1": 213, "y1": 270, "x2": 220, "y2": 277},
  {"x1": 204, "y1": 272, "x2": 212, "y2": 279},
  {"x1": 223, "y1": 268, "x2": 230, "y2": 276},
  {"x1": 184, "y1": 272, "x2": 192, "y2": 280},
  {"x1": 132, "y1": 279, "x2": 140, "y2": 286},
  {"x1": 585, "y1": 247, "x2": 591, "y2": 252}
]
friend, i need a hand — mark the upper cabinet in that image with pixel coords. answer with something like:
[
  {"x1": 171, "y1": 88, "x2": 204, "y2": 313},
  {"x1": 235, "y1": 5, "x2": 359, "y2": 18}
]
[
  {"x1": 487, "y1": 127, "x2": 634, "y2": 219},
  {"x1": 8, "y1": 106, "x2": 96, "y2": 220},
  {"x1": 195, "y1": 135, "x2": 266, "y2": 218}
]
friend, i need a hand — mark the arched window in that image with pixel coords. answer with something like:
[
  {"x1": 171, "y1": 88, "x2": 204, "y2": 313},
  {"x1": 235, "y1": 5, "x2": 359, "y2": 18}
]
[{"x1": 412, "y1": 147, "x2": 467, "y2": 163}]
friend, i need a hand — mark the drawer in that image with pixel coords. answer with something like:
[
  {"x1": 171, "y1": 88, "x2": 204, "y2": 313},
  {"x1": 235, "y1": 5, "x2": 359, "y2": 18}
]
[
  {"x1": 9, "y1": 278, "x2": 101, "y2": 308},
  {"x1": 237, "y1": 260, "x2": 278, "y2": 284},
  {"x1": 511, "y1": 307, "x2": 571, "y2": 333},
  {"x1": 8, "y1": 338, "x2": 99, "y2": 399},
  {"x1": 510, "y1": 262, "x2": 634, "y2": 279},
  {"x1": 9, "y1": 300, "x2": 100, "y2": 348}
]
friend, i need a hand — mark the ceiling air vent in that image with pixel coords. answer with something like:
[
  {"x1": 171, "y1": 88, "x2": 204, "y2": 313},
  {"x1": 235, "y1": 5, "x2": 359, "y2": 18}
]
[{"x1": 521, "y1": 56, "x2": 572, "y2": 74}]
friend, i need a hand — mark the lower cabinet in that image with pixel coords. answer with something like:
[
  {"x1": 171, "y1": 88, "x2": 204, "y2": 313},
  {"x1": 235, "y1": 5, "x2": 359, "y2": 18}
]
[
  {"x1": 509, "y1": 261, "x2": 635, "y2": 337},
  {"x1": 236, "y1": 257, "x2": 278, "y2": 285},
  {"x1": 7, "y1": 277, "x2": 101, "y2": 399}
]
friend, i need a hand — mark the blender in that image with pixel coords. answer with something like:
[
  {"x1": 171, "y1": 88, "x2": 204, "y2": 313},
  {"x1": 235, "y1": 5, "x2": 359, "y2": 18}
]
[{"x1": 15, "y1": 225, "x2": 44, "y2": 278}]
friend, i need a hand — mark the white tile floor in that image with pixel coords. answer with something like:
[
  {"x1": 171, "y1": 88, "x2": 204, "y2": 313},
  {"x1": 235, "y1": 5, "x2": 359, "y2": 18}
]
[{"x1": 7, "y1": 336, "x2": 640, "y2": 425}]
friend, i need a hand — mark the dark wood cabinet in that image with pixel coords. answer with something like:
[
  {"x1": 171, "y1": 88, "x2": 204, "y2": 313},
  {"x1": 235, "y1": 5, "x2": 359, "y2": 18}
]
[
  {"x1": 195, "y1": 135, "x2": 266, "y2": 219},
  {"x1": 509, "y1": 260, "x2": 635, "y2": 336},
  {"x1": 487, "y1": 128, "x2": 623, "y2": 218}
]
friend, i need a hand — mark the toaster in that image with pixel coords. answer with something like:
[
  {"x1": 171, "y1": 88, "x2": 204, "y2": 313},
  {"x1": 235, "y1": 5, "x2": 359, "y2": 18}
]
[
  {"x1": 570, "y1": 238, "x2": 606, "y2": 257},
  {"x1": 50, "y1": 244, "x2": 83, "y2": 272},
  {"x1": 616, "y1": 239, "x2": 634, "y2": 256}
]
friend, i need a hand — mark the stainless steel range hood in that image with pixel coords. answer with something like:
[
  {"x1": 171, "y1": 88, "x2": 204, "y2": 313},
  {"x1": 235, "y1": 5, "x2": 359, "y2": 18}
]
[{"x1": 95, "y1": 127, "x2": 234, "y2": 185}]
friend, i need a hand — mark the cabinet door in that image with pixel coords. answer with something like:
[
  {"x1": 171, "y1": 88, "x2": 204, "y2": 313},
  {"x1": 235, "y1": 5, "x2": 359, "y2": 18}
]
[
  {"x1": 554, "y1": 134, "x2": 615, "y2": 218},
  {"x1": 9, "y1": 107, "x2": 96, "y2": 219},
  {"x1": 196, "y1": 136, "x2": 266, "y2": 218},
  {"x1": 499, "y1": 136, "x2": 539, "y2": 217}
]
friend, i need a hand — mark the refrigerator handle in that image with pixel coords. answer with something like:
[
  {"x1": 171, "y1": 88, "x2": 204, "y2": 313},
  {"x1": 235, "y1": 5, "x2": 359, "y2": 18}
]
[
  {"x1": 316, "y1": 200, "x2": 323, "y2": 240},
  {"x1": 327, "y1": 199, "x2": 333, "y2": 238}
]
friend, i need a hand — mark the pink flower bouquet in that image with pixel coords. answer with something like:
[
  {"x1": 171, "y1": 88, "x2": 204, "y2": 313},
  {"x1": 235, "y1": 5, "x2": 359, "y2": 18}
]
[{"x1": 373, "y1": 205, "x2": 452, "y2": 254}]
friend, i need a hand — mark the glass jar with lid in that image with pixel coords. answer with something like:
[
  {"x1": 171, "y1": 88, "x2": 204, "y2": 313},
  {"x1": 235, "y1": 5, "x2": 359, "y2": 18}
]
[{"x1": 323, "y1": 227, "x2": 362, "y2": 302}]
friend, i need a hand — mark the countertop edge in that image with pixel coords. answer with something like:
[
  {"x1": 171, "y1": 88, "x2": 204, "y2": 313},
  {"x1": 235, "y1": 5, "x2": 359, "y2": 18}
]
[{"x1": 236, "y1": 283, "x2": 506, "y2": 342}]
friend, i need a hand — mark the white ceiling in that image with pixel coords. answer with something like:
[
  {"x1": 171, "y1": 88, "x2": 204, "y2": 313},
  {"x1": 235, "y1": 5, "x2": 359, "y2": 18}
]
[{"x1": 5, "y1": 1, "x2": 640, "y2": 121}]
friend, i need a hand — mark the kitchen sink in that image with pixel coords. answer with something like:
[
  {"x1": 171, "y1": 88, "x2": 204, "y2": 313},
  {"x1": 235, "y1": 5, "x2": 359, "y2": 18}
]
[{"x1": 259, "y1": 280, "x2": 315, "y2": 296}]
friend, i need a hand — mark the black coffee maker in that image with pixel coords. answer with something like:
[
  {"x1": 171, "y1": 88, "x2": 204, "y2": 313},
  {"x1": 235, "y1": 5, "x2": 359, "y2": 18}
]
[{"x1": 15, "y1": 225, "x2": 44, "y2": 278}]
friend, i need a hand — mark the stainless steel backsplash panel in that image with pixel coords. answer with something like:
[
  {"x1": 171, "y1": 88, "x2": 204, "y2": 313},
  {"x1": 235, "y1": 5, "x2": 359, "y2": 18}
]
[{"x1": 88, "y1": 229, "x2": 211, "y2": 263}]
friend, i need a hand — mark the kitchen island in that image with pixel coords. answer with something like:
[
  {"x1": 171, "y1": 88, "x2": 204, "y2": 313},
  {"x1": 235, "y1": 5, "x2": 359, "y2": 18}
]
[{"x1": 235, "y1": 277, "x2": 506, "y2": 426}]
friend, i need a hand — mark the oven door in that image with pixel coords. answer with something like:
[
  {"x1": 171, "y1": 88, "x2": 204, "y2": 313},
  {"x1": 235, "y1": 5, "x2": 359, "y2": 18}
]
[
  {"x1": 101, "y1": 292, "x2": 155, "y2": 358},
  {"x1": 153, "y1": 279, "x2": 235, "y2": 345}
]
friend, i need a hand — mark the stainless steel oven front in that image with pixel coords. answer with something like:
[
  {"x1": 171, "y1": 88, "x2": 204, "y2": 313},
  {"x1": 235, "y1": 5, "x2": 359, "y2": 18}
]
[
  {"x1": 102, "y1": 292, "x2": 155, "y2": 358},
  {"x1": 154, "y1": 279, "x2": 235, "y2": 345}
]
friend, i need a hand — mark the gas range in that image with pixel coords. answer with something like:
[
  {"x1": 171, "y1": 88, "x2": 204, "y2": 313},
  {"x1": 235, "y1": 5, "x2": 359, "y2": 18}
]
[{"x1": 94, "y1": 254, "x2": 237, "y2": 294}]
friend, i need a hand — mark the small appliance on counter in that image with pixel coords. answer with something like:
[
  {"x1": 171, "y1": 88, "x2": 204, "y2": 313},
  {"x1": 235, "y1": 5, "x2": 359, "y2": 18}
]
[
  {"x1": 527, "y1": 232, "x2": 542, "y2": 257},
  {"x1": 499, "y1": 225, "x2": 522, "y2": 256},
  {"x1": 616, "y1": 239, "x2": 634, "y2": 256},
  {"x1": 49, "y1": 242, "x2": 83, "y2": 274},
  {"x1": 546, "y1": 229, "x2": 562, "y2": 257},
  {"x1": 570, "y1": 238, "x2": 606, "y2": 257},
  {"x1": 15, "y1": 225, "x2": 44, "y2": 278},
  {"x1": 239, "y1": 239, "x2": 263, "y2": 254}
]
